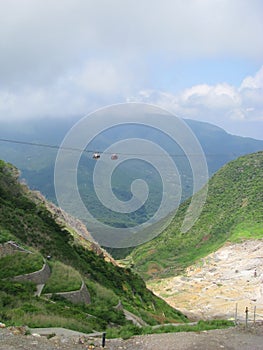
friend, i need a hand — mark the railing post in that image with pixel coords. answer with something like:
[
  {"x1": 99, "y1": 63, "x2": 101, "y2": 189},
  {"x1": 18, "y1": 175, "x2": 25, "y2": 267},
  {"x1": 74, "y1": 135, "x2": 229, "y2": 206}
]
[{"x1": 245, "y1": 307, "x2": 248, "y2": 328}]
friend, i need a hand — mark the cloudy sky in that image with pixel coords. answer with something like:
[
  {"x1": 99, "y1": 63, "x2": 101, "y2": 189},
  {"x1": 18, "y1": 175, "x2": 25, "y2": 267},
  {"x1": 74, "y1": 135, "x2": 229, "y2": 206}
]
[{"x1": 0, "y1": 0, "x2": 263, "y2": 139}]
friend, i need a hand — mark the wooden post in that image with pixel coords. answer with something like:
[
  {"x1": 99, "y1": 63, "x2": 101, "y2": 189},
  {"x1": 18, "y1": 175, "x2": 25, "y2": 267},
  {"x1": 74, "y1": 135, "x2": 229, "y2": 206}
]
[
  {"x1": 253, "y1": 306, "x2": 256, "y2": 325},
  {"x1": 245, "y1": 307, "x2": 248, "y2": 328},
  {"x1": 102, "y1": 332, "x2": 106, "y2": 348}
]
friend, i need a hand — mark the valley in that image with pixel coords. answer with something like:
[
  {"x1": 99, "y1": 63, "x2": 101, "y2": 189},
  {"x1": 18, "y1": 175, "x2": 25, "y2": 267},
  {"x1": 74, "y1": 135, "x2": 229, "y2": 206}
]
[
  {"x1": 1, "y1": 1, "x2": 263, "y2": 346},
  {"x1": 0, "y1": 144, "x2": 262, "y2": 342},
  {"x1": 1, "y1": 117, "x2": 263, "y2": 244}
]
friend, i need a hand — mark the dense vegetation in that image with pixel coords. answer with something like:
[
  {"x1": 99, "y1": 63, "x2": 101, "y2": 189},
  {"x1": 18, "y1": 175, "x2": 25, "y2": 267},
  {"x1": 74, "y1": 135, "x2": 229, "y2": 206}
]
[
  {"x1": 0, "y1": 280, "x2": 124, "y2": 333},
  {"x1": 0, "y1": 252, "x2": 43, "y2": 279},
  {"x1": 0, "y1": 159, "x2": 187, "y2": 334},
  {"x1": 42, "y1": 261, "x2": 82, "y2": 293},
  {"x1": 106, "y1": 319, "x2": 234, "y2": 340},
  {"x1": 128, "y1": 152, "x2": 263, "y2": 279}
]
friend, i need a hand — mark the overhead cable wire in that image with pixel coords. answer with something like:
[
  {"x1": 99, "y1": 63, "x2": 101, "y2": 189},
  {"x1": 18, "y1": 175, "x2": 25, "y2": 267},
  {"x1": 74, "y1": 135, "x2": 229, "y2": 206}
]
[{"x1": 0, "y1": 137, "x2": 239, "y2": 158}]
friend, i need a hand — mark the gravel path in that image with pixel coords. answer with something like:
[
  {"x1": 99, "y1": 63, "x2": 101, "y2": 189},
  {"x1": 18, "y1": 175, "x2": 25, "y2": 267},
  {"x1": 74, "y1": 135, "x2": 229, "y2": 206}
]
[{"x1": 0, "y1": 324, "x2": 262, "y2": 350}]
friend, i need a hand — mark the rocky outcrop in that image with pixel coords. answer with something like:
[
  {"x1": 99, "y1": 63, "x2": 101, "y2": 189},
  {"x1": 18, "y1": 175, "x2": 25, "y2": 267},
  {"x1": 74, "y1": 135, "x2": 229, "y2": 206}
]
[{"x1": 30, "y1": 190, "x2": 117, "y2": 265}]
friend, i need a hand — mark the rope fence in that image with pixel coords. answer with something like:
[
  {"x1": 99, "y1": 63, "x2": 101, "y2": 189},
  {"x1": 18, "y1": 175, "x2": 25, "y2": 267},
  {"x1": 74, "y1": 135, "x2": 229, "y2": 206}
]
[{"x1": 234, "y1": 303, "x2": 263, "y2": 326}]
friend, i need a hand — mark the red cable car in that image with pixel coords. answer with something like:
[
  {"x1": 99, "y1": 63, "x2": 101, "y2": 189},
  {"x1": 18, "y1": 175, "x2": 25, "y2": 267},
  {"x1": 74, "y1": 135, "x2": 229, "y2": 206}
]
[{"x1": 111, "y1": 154, "x2": 118, "y2": 160}]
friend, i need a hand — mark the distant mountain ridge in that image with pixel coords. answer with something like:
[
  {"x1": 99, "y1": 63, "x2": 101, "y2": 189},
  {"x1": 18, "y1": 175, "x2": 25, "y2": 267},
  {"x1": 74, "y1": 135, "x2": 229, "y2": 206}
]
[
  {"x1": 0, "y1": 117, "x2": 262, "y2": 235},
  {"x1": 185, "y1": 119, "x2": 263, "y2": 174},
  {"x1": 1, "y1": 116, "x2": 262, "y2": 174}
]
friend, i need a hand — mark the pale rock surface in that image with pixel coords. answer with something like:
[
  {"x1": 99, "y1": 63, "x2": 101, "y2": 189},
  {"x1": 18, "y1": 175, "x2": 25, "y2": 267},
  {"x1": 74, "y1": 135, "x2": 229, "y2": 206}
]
[{"x1": 148, "y1": 240, "x2": 263, "y2": 321}]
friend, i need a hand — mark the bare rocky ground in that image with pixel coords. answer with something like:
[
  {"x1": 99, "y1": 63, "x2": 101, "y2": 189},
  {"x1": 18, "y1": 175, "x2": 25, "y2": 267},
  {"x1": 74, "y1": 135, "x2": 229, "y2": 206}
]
[
  {"x1": 0, "y1": 324, "x2": 263, "y2": 350},
  {"x1": 148, "y1": 240, "x2": 263, "y2": 322}
]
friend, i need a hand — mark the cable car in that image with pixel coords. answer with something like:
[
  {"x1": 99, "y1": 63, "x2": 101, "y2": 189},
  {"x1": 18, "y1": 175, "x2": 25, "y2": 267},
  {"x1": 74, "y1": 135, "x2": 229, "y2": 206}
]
[
  {"x1": 93, "y1": 153, "x2": 100, "y2": 160},
  {"x1": 111, "y1": 153, "x2": 118, "y2": 160}
]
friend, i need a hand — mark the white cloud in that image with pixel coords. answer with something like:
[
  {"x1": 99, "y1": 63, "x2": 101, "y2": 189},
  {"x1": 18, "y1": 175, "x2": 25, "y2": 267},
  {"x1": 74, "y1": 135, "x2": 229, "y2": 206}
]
[
  {"x1": 131, "y1": 65, "x2": 263, "y2": 138},
  {"x1": 0, "y1": 0, "x2": 262, "y2": 87},
  {"x1": 238, "y1": 66, "x2": 263, "y2": 123},
  {"x1": 0, "y1": 83, "x2": 99, "y2": 120},
  {"x1": 0, "y1": 0, "x2": 262, "y2": 139},
  {"x1": 0, "y1": 58, "x2": 136, "y2": 119},
  {"x1": 68, "y1": 60, "x2": 133, "y2": 96},
  {"x1": 240, "y1": 66, "x2": 263, "y2": 89},
  {"x1": 181, "y1": 84, "x2": 240, "y2": 110}
]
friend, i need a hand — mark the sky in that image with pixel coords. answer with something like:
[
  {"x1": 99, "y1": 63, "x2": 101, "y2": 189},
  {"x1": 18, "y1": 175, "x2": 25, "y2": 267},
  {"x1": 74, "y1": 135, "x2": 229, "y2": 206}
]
[{"x1": 0, "y1": 0, "x2": 263, "y2": 139}]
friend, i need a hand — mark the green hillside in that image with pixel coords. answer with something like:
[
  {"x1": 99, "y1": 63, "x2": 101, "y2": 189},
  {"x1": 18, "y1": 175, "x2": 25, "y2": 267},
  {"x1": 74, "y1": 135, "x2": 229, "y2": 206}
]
[
  {"x1": 129, "y1": 151, "x2": 263, "y2": 279},
  {"x1": 0, "y1": 159, "x2": 187, "y2": 334}
]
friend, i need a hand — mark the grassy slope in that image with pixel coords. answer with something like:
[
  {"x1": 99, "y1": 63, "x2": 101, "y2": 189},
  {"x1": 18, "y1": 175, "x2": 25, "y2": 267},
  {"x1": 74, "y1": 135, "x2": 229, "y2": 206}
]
[
  {"x1": 42, "y1": 261, "x2": 82, "y2": 293},
  {"x1": 0, "y1": 159, "x2": 187, "y2": 332},
  {"x1": 129, "y1": 151, "x2": 263, "y2": 279},
  {"x1": 0, "y1": 252, "x2": 43, "y2": 279}
]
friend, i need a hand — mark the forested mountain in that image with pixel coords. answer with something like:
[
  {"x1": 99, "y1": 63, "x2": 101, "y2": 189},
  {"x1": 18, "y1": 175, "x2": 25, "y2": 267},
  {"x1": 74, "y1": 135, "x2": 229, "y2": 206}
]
[
  {"x1": 1, "y1": 117, "x2": 263, "y2": 241},
  {"x1": 128, "y1": 152, "x2": 263, "y2": 279}
]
